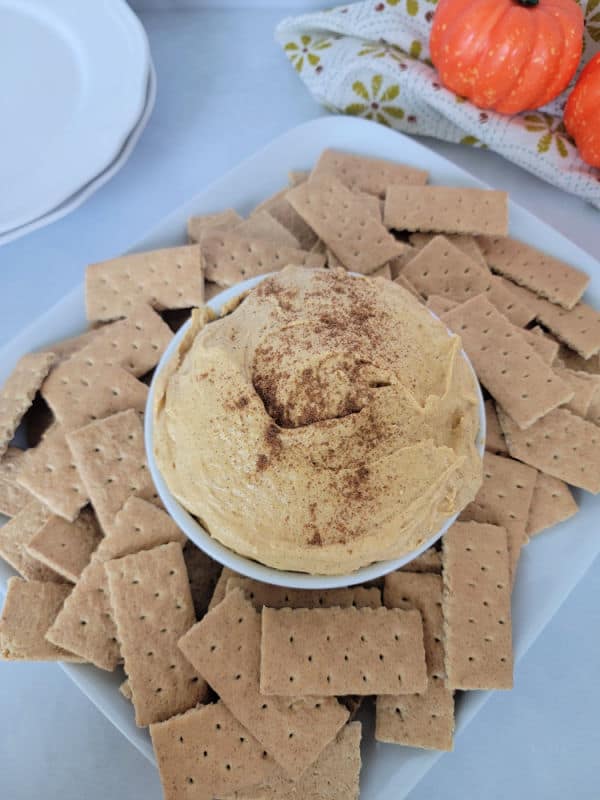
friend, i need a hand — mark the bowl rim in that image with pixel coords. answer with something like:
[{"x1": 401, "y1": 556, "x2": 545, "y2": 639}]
[{"x1": 145, "y1": 273, "x2": 486, "y2": 589}]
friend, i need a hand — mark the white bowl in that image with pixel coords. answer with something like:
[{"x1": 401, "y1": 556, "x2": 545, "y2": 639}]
[{"x1": 145, "y1": 274, "x2": 486, "y2": 589}]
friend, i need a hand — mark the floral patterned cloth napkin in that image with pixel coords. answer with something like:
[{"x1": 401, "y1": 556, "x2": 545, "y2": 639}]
[{"x1": 275, "y1": 0, "x2": 600, "y2": 209}]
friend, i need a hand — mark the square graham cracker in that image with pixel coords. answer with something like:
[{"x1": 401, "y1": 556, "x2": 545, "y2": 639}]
[
  {"x1": 0, "y1": 500, "x2": 66, "y2": 582},
  {"x1": 0, "y1": 578, "x2": 83, "y2": 661},
  {"x1": 150, "y1": 701, "x2": 281, "y2": 800},
  {"x1": 105, "y1": 542, "x2": 206, "y2": 727},
  {"x1": 287, "y1": 175, "x2": 404, "y2": 275},
  {"x1": 376, "y1": 572, "x2": 454, "y2": 751},
  {"x1": 225, "y1": 577, "x2": 381, "y2": 610},
  {"x1": 86, "y1": 245, "x2": 204, "y2": 322},
  {"x1": 259, "y1": 606, "x2": 427, "y2": 697},
  {"x1": 0, "y1": 351, "x2": 56, "y2": 457},
  {"x1": 460, "y1": 452, "x2": 537, "y2": 580},
  {"x1": 26, "y1": 506, "x2": 103, "y2": 583},
  {"x1": 46, "y1": 328, "x2": 101, "y2": 363},
  {"x1": 187, "y1": 209, "x2": 243, "y2": 243},
  {"x1": 498, "y1": 407, "x2": 600, "y2": 493},
  {"x1": 384, "y1": 186, "x2": 508, "y2": 237},
  {"x1": 442, "y1": 295, "x2": 572, "y2": 429},
  {"x1": 477, "y1": 236, "x2": 589, "y2": 310},
  {"x1": 178, "y1": 588, "x2": 349, "y2": 780},
  {"x1": 311, "y1": 148, "x2": 428, "y2": 198},
  {"x1": 442, "y1": 521, "x2": 513, "y2": 690},
  {"x1": 527, "y1": 472, "x2": 578, "y2": 536}
]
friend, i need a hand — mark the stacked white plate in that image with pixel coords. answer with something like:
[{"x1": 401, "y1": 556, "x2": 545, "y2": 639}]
[{"x1": 0, "y1": 0, "x2": 155, "y2": 245}]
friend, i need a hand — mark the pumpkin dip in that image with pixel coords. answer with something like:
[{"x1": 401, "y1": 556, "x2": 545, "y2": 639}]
[{"x1": 153, "y1": 267, "x2": 482, "y2": 574}]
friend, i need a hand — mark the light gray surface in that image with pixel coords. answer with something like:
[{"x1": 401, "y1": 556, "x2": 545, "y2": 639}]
[{"x1": 0, "y1": 7, "x2": 599, "y2": 800}]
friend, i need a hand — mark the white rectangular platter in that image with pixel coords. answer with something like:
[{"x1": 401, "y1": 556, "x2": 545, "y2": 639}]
[{"x1": 1, "y1": 116, "x2": 599, "y2": 799}]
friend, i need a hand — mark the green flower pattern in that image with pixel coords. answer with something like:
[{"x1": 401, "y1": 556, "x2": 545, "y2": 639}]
[
  {"x1": 284, "y1": 35, "x2": 332, "y2": 73},
  {"x1": 357, "y1": 40, "x2": 424, "y2": 63},
  {"x1": 460, "y1": 135, "x2": 489, "y2": 149},
  {"x1": 344, "y1": 75, "x2": 405, "y2": 126},
  {"x1": 523, "y1": 113, "x2": 573, "y2": 158}
]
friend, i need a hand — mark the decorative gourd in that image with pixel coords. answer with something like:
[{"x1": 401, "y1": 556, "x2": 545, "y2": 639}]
[
  {"x1": 429, "y1": 0, "x2": 584, "y2": 115},
  {"x1": 564, "y1": 54, "x2": 600, "y2": 168}
]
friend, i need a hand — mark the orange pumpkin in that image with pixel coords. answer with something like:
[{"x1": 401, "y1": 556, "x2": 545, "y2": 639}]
[
  {"x1": 564, "y1": 54, "x2": 600, "y2": 168},
  {"x1": 430, "y1": 0, "x2": 584, "y2": 115}
]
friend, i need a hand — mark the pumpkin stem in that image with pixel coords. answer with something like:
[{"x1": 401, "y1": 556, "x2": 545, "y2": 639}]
[{"x1": 515, "y1": 0, "x2": 539, "y2": 6}]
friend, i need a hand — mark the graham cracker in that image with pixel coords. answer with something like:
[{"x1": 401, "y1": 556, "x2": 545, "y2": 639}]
[
  {"x1": 558, "y1": 346, "x2": 600, "y2": 375},
  {"x1": 442, "y1": 521, "x2": 513, "y2": 690},
  {"x1": 182, "y1": 543, "x2": 223, "y2": 620},
  {"x1": 389, "y1": 246, "x2": 418, "y2": 278},
  {"x1": 288, "y1": 169, "x2": 309, "y2": 187},
  {"x1": 410, "y1": 232, "x2": 486, "y2": 268},
  {"x1": 376, "y1": 572, "x2": 454, "y2": 751},
  {"x1": 42, "y1": 356, "x2": 148, "y2": 430},
  {"x1": 527, "y1": 472, "x2": 578, "y2": 537},
  {"x1": 370, "y1": 263, "x2": 392, "y2": 280},
  {"x1": 402, "y1": 237, "x2": 534, "y2": 325},
  {"x1": 0, "y1": 446, "x2": 30, "y2": 516},
  {"x1": 236, "y1": 210, "x2": 300, "y2": 248},
  {"x1": 553, "y1": 363, "x2": 599, "y2": 417},
  {"x1": 0, "y1": 351, "x2": 56, "y2": 457},
  {"x1": 427, "y1": 294, "x2": 458, "y2": 317},
  {"x1": 394, "y1": 274, "x2": 423, "y2": 301},
  {"x1": 46, "y1": 328, "x2": 101, "y2": 362},
  {"x1": 105, "y1": 542, "x2": 206, "y2": 727},
  {"x1": 0, "y1": 445, "x2": 26, "y2": 482},
  {"x1": 46, "y1": 498, "x2": 187, "y2": 670},
  {"x1": 225, "y1": 577, "x2": 381, "y2": 610},
  {"x1": 526, "y1": 326, "x2": 560, "y2": 364},
  {"x1": 66, "y1": 409, "x2": 159, "y2": 534},
  {"x1": 150, "y1": 701, "x2": 281, "y2": 800},
  {"x1": 259, "y1": 605, "x2": 427, "y2": 697},
  {"x1": 441, "y1": 295, "x2": 573, "y2": 429},
  {"x1": 477, "y1": 235, "x2": 589, "y2": 310},
  {"x1": 200, "y1": 232, "x2": 325, "y2": 287},
  {"x1": 178, "y1": 588, "x2": 349, "y2": 780},
  {"x1": 16, "y1": 425, "x2": 88, "y2": 520},
  {"x1": 384, "y1": 186, "x2": 508, "y2": 236},
  {"x1": 120, "y1": 679, "x2": 132, "y2": 700},
  {"x1": 484, "y1": 399, "x2": 508, "y2": 455},
  {"x1": 0, "y1": 578, "x2": 82, "y2": 661},
  {"x1": 398, "y1": 546, "x2": 442, "y2": 573},
  {"x1": 252, "y1": 188, "x2": 318, "y2": 251},
  {"x1": 227, "y1": 721, "x2": 362, "y2": 800},
  {"x1": 0, "y1": 500, "x2": 65, "y2": 582},
  {"x1": 86, "y1": 245, "x2": 204, "y2": 322},
  {"x1": 587, "y1": 390, "x2": 600, "y2": 425},
  {"x1": 459, "y1": 452, "x2": 537, "y2": 580},
  {"x1": 26, "y1": 507, "x2": 102, "y2": 583},
  {"x1": 311, "y1": 148, "x2": 428, "y2": 198},
  {"x1": 287, "y1": 176, "x2": 405, "y2": 275},
  {"x1": 208, "y1": 566, "x2": 237, "y2": 611},
  {"x1": 498, "y1": 407, "x2": 600, "y2": 493},
  {"x1": 187, "y1": 209, "x2": 243, "y2": 243}
]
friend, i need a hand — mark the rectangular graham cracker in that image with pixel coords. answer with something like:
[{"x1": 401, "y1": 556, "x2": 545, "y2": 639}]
[
  {"x1": 384, "y1": 186, "x2": 509, "y2": 236},
  {"x1": 225, "y1": 577, "x2": 381, "y2": 610},
  {"x1": 16, "y1": 425, "x2": 88, "y2": 520},
  {"x1": 441, "y1": 295, "x2": 573, "y2": 429},
  {"x1": 527, "y1": 472, "x2": 578, "y2": 536},
  {"x1": 259, "y1": 606, "x2": 427, "y2": 697},
  {"x1": 553, "y1": 364, "x2": 599, "y2": 417},
  {"x1": 459, "y1": 452, "x2": 537, "y2": 580},
  {"x1": 86, "y1": 245, "x2": 204, "y2": 322},
  {"x1": 66, "y1": 409, "x2": 159, "y2": 534},
  {"x1": 402, "y1": 237, "x2": 534, "y2": 326},
  {"x1": 227, "y1": 721, "x2": 362, "y2": 800},
  {"x1": 187, "y1": 209, "x2": 243, "y2": 243},
  {"x1": 150, "y1": 701, "x2": 281, "y2": 800},
  {"x1": 235, "y1": 210, "x2": 300, "y2": 248},
  {"x1": 46, "y1": 499, "x2": 187, "y2": 670},
  {"x1": 0, "y1": 500, "x2": 65, "y2": 582},
  {"x1": 442, "y1": 521, "x2": 513, "y2": 690},
  {"x1": 376, "y1": 572, "x2": 454, "y2": 751},
  {"x1": 311, "y1": 149, "x2": 428, "y2": 198},
  {"x1": 477, "y1": 236, "x2": 589, "y2": 310},
  {"x1": 105, "y1": 542, "x2": 206, "y2": 727},
  {"x1": 287, "y1": 176, "x2": 405, "y2": 275},
  {"x1": 0, "y1": 351, "x2": 56, "y2": 457},
  {"x1": 178, "y1": 588, "x2": 349, "y2": 780},
  {"x1": 410, "y1": 232, "x2": 486, "y2": 268},
  {"x1": 252, "y1": 189, "x2": 318, "y2": 251},
  {"x1": 0, "y1": 578, "x2": 83, "y2": 661},
  {"x1": 398, "y1": 546, "x2": 442, "y2": 573},
  {"x1": 26, "y1": 507, "x2": 102, "y2": 583},
  {"x1": 200, "y1": 232, "x2": 325, "y2": 287},
  {"x1": 498, "y1": 407, "x2": 600, "y2": 493},
  {"x1": 41, "y1": 356, "x2": 148, "y2": 430},
  {"x1": 0, "y1": 446, "x2": 30, "y2": 517},
  {"x1": 182, "y1": 542, "x2": 223, "y2": 620},
  {"x1": 484, "y1": 399, "x2": 508, "y2": 455}
]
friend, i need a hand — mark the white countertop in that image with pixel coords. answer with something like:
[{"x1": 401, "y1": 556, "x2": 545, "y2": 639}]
[{"x1": 0, "y1": 7, "x2": 598, "y2": 800}]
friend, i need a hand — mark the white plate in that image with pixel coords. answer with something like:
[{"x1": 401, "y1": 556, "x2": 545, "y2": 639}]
[
  {"x1": 0, "y1": 61, "x2": 157, "y2": 247},
  {"x1": 0, "y1": 0, "x2": 150, "y2": 232},
  {"x1": 1, "y1": 117, "x2": 599, "y2": 798}
]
